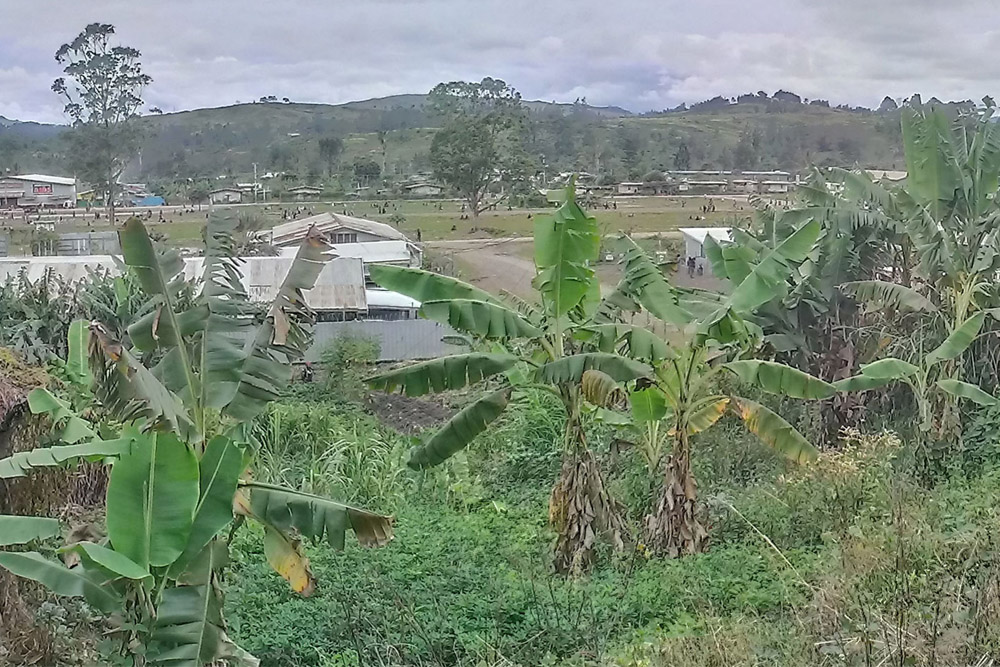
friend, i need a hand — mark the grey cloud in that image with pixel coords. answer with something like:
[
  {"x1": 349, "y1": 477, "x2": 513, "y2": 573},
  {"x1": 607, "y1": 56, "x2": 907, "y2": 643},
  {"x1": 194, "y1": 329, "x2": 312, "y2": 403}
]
[{"x1": 2, "y1": 0, "x2": 1000, "y2": 123}]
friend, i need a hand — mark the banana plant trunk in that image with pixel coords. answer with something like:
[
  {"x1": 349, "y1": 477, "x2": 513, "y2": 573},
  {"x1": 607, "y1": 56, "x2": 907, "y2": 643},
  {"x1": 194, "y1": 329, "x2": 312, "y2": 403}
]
[
  {"x1": 645, "y1": 429, "x2": 708, "y2": 557},
  {"x1": 549, "y1": 390, "x2": 626, "y2": 574}
]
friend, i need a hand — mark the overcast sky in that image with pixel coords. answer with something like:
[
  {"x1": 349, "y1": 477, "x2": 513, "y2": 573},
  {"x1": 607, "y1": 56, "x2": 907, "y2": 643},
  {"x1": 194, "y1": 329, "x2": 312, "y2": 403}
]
[{"x1": 1, "y1": 0, "x2": 997, "y2": 123}]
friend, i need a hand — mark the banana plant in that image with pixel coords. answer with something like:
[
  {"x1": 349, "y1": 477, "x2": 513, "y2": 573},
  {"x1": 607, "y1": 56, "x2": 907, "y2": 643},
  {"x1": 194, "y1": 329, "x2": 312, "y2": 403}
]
[
  {"x1": 593, "y1": 239, "x2": 828, "y2": 557},
  {"x1": 832, "y1": 309, "x2": 1000, "y2": 442},
  {"x1": 819, "y1": 102, "x2": 1000, "y2": 451},
  {"x1": 367, "y1": 183, "x2": 653, "y2": 573},
  {"x1": 0, "y1": 217, "x2": 393, "y2": 666}
]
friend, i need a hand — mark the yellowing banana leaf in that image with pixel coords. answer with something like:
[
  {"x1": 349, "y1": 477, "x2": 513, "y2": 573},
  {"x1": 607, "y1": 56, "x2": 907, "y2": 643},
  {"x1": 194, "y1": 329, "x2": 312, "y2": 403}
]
[
  {"x1": 732, "y1": 396, "x2": 819, "y2": 464},
  {"x1": 243, "y1": 481, "x2": 393, "y2": 549},
  {"x1": 685, "y1": 396, "x2": 730, "y2": 434},
  {"x1": 580, "y1": 369, "x2": 623, "y2": 408},
  {"x1": 263, "y1": 527, "x2": 316, "y2": 597}
]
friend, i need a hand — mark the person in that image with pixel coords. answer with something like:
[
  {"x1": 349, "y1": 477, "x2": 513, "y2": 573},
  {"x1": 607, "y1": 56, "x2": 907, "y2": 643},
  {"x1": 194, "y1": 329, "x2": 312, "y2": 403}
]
[
  {"x1": 301, "y1": 362, "x2": 314, "y2": 383},
  {"x1": 416, "y1": 228, "x2": 422, "y2": 242},
  {"x1": 687, "y1": 256, "x2": 696, "y2": 278}
]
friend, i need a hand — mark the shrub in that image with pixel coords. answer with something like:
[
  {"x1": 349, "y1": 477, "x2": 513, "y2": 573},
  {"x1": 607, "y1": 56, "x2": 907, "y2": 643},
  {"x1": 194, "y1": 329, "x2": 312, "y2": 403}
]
[{"x1": 318, "y1": 335, "x2": 381, "y2": 404}]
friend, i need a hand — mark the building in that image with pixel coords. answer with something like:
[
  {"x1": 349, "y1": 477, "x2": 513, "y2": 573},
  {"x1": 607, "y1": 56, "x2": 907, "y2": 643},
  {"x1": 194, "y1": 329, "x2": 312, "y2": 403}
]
[
  {"x1": 403, "y1": 183, "x2": 444, "y2": 197},
  {"x1": 679, "y1": 227, "x2": 732, "y2": 276},
  {"x1": 209, "y1": 188, "x2": 242, "y2": 204},
  {"x1": 268, "y1": 212, "x2": 409, "y2": 245},
  {"x1": 0, "y1": 174, "x2": 77, "y2": 209},
  {"x1": 286, "y1": 185, "x2": 324, "y2": 200},
  {"x1": 617, "y1": 182, "x2": 645, "y2": 195},
  {"x1": 865, "y1": 170, "x2": 907, "y2": 182}
]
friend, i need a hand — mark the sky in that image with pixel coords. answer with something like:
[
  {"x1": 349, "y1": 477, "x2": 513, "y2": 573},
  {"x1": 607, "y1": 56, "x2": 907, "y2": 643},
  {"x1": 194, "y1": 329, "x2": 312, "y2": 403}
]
[{"x1": 1, "y1": 0, "x2": 998, "y2": 124}]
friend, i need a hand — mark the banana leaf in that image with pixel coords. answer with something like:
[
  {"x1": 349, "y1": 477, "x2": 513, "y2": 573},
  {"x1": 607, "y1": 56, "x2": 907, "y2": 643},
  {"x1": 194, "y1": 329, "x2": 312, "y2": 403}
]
[{"x1": 407, "y1": 388, "x2": 512, "y2": 469}]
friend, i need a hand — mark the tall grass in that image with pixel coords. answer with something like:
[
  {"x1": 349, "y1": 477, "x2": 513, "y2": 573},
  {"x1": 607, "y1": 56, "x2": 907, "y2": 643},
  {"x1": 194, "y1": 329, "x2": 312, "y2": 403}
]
[{"x1": 252, "y1": 401, "x2": 407, "y2": 511}]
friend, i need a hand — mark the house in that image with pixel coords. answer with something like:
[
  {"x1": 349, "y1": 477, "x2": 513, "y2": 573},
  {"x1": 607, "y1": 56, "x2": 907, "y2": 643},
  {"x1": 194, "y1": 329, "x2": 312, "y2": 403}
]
[
  {"x1": 679, "y1": 227, "x2": 732, "y2": 277},
  {"x1": 865, "y1": 170, "x2": 907, "y2": 182},
  {"x1": 266, "y1": 213, "x2": 421, "y2": 270},
  {"x1": 286, "y1": 185, "x2": 324, "y2": 200},
  {"x1": 209, "y1": 188, "x2": 242, "y2": 204},
  {"x1": 0, "y1": 174, "x2": 77, "y2": 209},
  {"x1": 403, "y1": 183, "x2": 444, "y2": 197},
  {"x1": 267, "y1": 212, "x2": 409, "y2": 245},
  {"x1": 617, "y1": 182, "x2": 645, "y2": 195},
  {"x1": 365, "y1": 288, "x2": 421, "y2": 320}
]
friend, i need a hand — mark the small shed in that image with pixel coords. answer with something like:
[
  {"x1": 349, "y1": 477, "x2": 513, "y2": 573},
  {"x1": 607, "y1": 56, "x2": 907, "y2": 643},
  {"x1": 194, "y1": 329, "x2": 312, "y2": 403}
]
[
  {"x1": 287, "y1": 185, "x2": 323, "y2": 200},
  {"x1": 680, "y1": 227, "x2": 732, "y2": 264},
  {"x1": 617, "y1": 182, "x2": 644, "y2": 195},
  {"x1": 209, "y1": 188, "x2": 242, "y2": 204},
  {"x1": 403, "y1": 183, "x2": 443, "y2": 197}
]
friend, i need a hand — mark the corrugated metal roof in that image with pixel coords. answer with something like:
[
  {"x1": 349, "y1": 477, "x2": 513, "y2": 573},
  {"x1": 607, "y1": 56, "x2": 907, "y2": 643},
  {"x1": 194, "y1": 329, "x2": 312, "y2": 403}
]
[
  {"x1": 679, "y1": 228, "x2": 733, "y2": 245},
  {"x1": 1, "y1": 254, "x2": 368, "y2": 311},
  {"x1": 277, "y1": 240, "x2": 413, "y2": 264},
  {"x1": 268, "y1": 213, "x2": 408, "y2": 245},
  {"x1": 9, "y1": 174, "x2": 76, "y2": 186},
  {"x1": 366, "y1": 288, "x2": 420, "y2": 309}
]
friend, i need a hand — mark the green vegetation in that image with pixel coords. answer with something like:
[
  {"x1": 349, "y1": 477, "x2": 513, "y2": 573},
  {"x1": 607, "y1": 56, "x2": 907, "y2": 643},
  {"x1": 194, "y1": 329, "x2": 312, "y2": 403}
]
[
  {"x1": 8, "y1": 102, "x2": 1000, "y2": 667},
  {"x1": 0, "y1": 217, "x2": 392, "y2": 664}
]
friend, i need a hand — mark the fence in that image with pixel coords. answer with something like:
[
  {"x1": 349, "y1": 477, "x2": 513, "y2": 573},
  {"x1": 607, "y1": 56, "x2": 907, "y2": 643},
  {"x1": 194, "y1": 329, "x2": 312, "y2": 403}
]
[{"x1": 308, "y1": 319, "x2": 460, "y2": 362}]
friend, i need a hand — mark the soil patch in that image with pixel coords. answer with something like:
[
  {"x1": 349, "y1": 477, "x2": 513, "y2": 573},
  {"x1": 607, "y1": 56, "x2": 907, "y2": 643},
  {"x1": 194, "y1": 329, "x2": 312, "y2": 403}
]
[{"x1": 364, "y1": 392, "x2": 455, "y2": 435}]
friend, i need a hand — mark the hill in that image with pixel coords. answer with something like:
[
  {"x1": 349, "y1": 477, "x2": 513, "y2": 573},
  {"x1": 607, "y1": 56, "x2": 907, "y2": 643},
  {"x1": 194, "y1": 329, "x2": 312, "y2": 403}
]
[{"x1": 0, "y1": 95, "x2": 905, "y2": 188}]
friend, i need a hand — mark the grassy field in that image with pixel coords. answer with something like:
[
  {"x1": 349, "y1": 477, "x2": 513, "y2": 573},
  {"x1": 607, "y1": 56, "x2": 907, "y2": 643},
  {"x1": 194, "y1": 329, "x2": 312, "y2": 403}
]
[{"x1": 1, "y1": 196, "x2": 759, "y2": 253}]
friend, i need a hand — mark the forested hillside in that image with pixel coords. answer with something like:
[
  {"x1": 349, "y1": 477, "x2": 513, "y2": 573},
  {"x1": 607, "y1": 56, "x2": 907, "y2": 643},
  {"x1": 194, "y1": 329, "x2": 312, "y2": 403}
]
[{"x1": 0, "y1": 94, "x2": 905, "y2": 188}]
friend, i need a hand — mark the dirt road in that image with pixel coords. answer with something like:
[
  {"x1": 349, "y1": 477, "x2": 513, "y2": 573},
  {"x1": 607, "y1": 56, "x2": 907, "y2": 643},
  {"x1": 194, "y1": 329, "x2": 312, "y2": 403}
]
[{"x1": 426, "y1": 237, "x2": 536, "y2": 297}]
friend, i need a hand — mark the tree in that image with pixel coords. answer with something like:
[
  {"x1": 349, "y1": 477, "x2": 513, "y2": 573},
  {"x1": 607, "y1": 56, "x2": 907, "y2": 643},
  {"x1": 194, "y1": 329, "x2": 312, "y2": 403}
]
[
  {"x1": 318, "y1": 135, "x2": 344, "y2": 178},
  {"x1": 0, "y1": 218, "x2": 392, "y2": 664},
  {"x1": 187, "y1": 184, "x2": 209, "y2": 206},
  {"x1": 429, "y1": 78, "x2": 527, "y2": 218},
  {"x1": 674, "y1": 141, "x2": 691, "y2": 170},
  {"x1": 353, "y1": 157, "x2": 381, "y2": 186},
  {"x1": 52, "y1": 23, "x2": 151, "y2": 224},
  {"x1": 367, "y1": 184, "x2": 648, "y2": 573},
  {"x1": 733, "y1": 127, "x2": 761, "y2": 170}
]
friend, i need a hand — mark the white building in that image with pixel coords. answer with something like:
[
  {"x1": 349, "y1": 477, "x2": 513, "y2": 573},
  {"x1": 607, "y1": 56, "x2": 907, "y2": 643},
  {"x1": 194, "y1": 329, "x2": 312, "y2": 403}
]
[
  {"x1": 209, "y1": 188, "x2": 242, "y2": 204},
  {"x1": 403, "y1": 183, "x2": 443, "y2": 197},
  {"x1": 266, "y1": 212, "x2": 421, "y2": 269},
  {"x1": 679, "y1": 227, "x2": 733, "y2": 269},
  {"x1": 0, "y1": 174, "x2": 77, "y2": 208}
]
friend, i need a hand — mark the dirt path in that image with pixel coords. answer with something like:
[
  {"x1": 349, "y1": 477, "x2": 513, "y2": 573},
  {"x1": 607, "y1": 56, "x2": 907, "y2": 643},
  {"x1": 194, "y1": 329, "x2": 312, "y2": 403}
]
[
  {"x1": 427, "y1": 238, "x2": 538, "y2": 298},
  {"x1": 426, "y1": 233, "x2": 724, "y2": 299}
]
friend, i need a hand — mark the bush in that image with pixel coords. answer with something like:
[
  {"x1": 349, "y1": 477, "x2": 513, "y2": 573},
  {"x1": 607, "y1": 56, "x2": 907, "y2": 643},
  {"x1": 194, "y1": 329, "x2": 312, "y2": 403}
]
[{"x1": 318, "y1": 335, "x2": 381, "y2": 404}]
